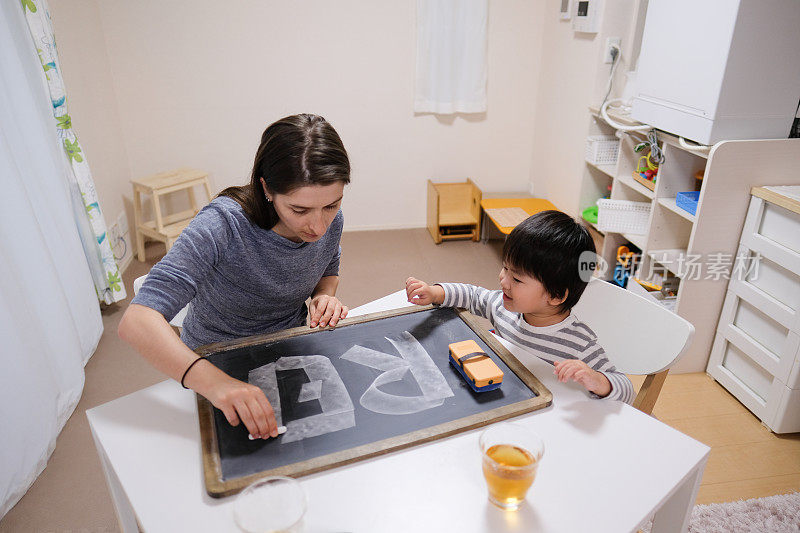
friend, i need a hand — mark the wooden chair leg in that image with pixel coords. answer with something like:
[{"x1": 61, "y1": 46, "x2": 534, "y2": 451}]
[
  {"x1": 135, "y1": 230, "x2": 146, "y2": 262},
  {"x1": 202, "y1": 178, "x2": 213, "y2": 204},
  {"x1": 152, "y1": 192, "x2": 165, "y2": 234},
  {"x1": 633, "y1": 369, "x2": 670, "y2": 415},
  {"x1": 188, "y1": 186, "x2": 198, "y2": 215}
]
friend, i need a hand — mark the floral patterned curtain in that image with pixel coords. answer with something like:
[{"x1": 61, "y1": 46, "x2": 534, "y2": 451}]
[{"x1": 20, "y1": 0, "x2": 125, "y2": 304}]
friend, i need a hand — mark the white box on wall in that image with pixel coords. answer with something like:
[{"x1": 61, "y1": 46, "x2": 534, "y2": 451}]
[
  {"x1": 572, "y1": 0, "x2": 603, "y2": 33},
  {"x1": 631, "y1": 0, "x2": 800, "y2": 145}
]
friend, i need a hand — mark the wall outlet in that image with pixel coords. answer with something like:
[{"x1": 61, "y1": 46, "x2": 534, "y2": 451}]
[
  {"x1": 108, "y1": 211, "x2": 133, "y2": 271},
  {"x1": 109, "y1": 221, "x2": 122, "y2": 243},
  {"x1": 117, "y1": 211, "x2": 129, "y2": 235},
  {"x1": 604, "y1": 37, "x2": 621, "y2": 64},
  {"x1": 108, "y1": 212, "x2": 128, "y2": 242}
]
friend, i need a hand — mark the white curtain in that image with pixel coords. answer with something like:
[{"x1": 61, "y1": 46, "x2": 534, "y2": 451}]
[
  {"x1": 414, "y1": 0, "x2": 489, "y2": 114},
  {"x1": 0, "y1": 2, "x2": 103, "y2": 518},
  {"x1": 21, "y1": 0, "x2": 126, "y2": 305}
]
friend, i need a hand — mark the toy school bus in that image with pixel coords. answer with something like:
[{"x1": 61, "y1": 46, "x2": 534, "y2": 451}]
[{"x1": 448, "y1": 340, "x2": 504, "y2": 393}]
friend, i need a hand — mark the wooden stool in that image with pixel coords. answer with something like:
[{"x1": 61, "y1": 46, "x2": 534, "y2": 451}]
[
  {"x1": 132, "y1": 167, "x2": 212, "y2": 261},
  {"x1": 426, "y1": 178, "x2": 482, "y2": 244}
]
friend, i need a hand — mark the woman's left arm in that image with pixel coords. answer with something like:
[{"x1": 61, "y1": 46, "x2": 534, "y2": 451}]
[{"x1": 309, "y1": 275, "x2": 348, "y2": 328}]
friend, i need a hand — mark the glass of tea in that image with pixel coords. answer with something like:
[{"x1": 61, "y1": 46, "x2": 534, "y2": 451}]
[
  {"x1": 480, "y1": 422, "x2": 544, "y2": 511},
  {"x1": 233, "y1": 476, "x2": 306, "y2": 532}
]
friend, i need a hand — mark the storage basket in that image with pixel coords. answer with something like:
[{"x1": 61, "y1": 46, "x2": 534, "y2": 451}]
[
  {"x1": 596, "y1": 199, "x2": 651, "y2": 234},
  {"x1": 676, "y1": 191, "x2": 700, "y2": 216},
  {"x1": 585, "y1": 135, "x2": 620, "y2": 166}
]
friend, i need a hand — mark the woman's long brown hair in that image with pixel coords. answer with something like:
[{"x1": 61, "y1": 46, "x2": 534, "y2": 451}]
[{"x1": 219, "y1": 114, "x2": 351, "y2": 229}]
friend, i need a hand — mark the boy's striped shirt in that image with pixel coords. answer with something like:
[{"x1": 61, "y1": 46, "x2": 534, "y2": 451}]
[{"x1": 439, "y1": 283, "x2": 635, "y2": 404}]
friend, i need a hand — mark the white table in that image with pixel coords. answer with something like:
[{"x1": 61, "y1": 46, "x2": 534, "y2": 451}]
[{"x1": 87, "y1": 291, "x2": 709, "y2": 533}]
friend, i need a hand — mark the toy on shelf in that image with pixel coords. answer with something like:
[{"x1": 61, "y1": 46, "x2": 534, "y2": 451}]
[
  {"x1": 582, "y1": 185, "x2": 612, "y2": 227},
  {"x1": 634, "y1": 277, "x2": 662, "y2": 291},
  {"x1": 582, "y1": 205, "x2": 598, "y2": 224},
  {"x1": 632, "y1": 130, "x2": 665, "y2": 192},
  {"x1": 633, "y1": 275, "x2": 679, "y2": 295},
  {"x1": 694, "y1": 169, "x2": 704, "y2": 190},
  {"x1": 613, "y1": 244, "x2": 641, "y2": 288},
  {"x1": 632, "y1": 277, "x2": 679, "y2": 311}
]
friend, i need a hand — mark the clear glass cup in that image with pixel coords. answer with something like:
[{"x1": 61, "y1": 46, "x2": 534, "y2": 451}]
[
  {"x1": 233, "y1": 476, "x2": 307, "y2": 533},
  {"x1": 480, "y1": 422, "x2": 544, "y2": 511}
]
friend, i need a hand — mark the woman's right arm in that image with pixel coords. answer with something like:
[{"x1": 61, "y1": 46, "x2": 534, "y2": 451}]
[{"x1": 118, "y1": 303, "x2": 280, "y2": 439}]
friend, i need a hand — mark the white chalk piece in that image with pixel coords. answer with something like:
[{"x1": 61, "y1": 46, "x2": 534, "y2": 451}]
[{"x1": 248, "y1": 426, "x2": 287, "y2": 440}]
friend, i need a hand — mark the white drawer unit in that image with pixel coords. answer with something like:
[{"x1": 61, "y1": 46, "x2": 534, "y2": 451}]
[{"x1": 707, "y1": 186, "x2": 800, "y2": 433}]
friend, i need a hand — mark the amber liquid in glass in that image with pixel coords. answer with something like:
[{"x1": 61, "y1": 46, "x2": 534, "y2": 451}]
[{"x1": 482, "y1": 444, "x2": 537, "y2": 509}]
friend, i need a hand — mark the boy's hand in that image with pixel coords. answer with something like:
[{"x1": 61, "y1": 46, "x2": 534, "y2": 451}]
[
  {"x1": 553, "y1": 360, "x2": 612, "y2": 397},
  {"x1": 405, "y1": 277, "x2": 445, "y2": 305}
]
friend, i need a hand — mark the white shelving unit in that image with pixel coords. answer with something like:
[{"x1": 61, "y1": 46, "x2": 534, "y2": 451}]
[
  {"x1": 579, "y1": 107, "x2": 800, "y2": 372},
  {"x1": 707, "y1": 187, "x2": 800, "y2": 433},
  {"x1": 657, "y1": 197, "x2": 696, "y2": 223}
]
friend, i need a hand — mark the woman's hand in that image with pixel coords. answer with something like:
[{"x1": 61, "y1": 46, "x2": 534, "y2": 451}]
[
  {"x1": 120, "y1": 304, "x2": 278, "y2": 438},
  {"x1": 309, "y1": 294, "x2": 348, "y2": 328},
  {"x1": 200, "y1": 370, "x2": 279, "y2": 439},
  {"x1": 553, "y1": 360, "x2": 612, "y2": 397},
  {"x1": 405, "y1": 277, "x2": 445, "y2": 305}
]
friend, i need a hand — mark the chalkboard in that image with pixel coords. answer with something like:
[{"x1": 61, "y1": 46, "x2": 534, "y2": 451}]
[{"x1": 195, "y1": 306, "x2": 552, "y2": 497}]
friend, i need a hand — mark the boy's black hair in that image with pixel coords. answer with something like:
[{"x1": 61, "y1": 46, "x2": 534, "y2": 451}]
[{"x1": 502, "y1": 210, "x2": 596, "y2": 312}]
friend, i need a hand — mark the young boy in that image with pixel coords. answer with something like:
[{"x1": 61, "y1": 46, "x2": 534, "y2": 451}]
[{"x1": 406, "y1": 210, "x2": 634, "y2": 404}]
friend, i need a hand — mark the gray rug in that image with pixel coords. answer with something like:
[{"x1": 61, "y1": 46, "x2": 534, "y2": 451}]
[{"x1": 644, "y1": 492, "x2": 800, "y2": 532}]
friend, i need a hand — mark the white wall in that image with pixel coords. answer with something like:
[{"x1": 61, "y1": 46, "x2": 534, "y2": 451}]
[
  {"x1": 48, "y1": 0, "x2": 131, "y2": 233},
  {"x1": 530, "y1": 1, "x2": 637, "y2": 216},
  {"x1": 50, "y1": 0, "x2": 546, "y2": 232}
]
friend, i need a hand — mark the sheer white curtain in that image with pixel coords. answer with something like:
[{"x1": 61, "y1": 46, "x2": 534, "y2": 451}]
[
  {"x1": 414, "y1": 0, "x2": 489, "y2": 114},
  {"x1": 0, "y1": 2, "x2": 103, "y2": 518}
]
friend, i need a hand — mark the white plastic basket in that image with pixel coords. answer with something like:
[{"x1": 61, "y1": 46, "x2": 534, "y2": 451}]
[
  {"x1": 585, "y1": 135, "x2": 619, "y2": 166},
  {"x1": 596, "y1": 199, "x2": 651, "y2": 234}
]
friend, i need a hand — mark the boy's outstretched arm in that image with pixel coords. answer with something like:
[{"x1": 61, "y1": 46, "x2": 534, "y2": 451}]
[
  {"x1": 405, "y1": 277, "x2": 444, "y2": 305},
  {"x1": 405, "y1": 278, "x2": 498, "y2": 321}
]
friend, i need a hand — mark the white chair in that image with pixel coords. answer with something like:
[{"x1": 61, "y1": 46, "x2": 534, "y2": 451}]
[
  {"x1": 572, "y1": 279, "x2": 695, "y2": 415},
  {"x1": 132, "y1": 274, "x2": 188, "y2": 329}
]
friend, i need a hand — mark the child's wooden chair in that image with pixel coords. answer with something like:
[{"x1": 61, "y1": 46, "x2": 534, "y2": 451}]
[
  {"x1": 426, "y1": 179, "x2": 482, "y2": 243},
  {"x1": 572, "y1": 279, "x2": 695, "y2": 415}
]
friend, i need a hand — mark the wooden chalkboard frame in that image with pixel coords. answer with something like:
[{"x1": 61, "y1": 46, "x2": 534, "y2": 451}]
[{"x1": 194, "y1": 305, "x2": 552, "y2": 498}]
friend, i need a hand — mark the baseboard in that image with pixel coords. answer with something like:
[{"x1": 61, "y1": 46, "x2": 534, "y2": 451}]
[{"x1": 343, "y1": 223, "x2": 428, "y2": 232}]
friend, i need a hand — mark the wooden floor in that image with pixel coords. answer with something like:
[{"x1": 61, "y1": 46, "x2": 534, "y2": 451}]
[{"x1": 628, "y1": 372, "x2": 800, "y2": 504}]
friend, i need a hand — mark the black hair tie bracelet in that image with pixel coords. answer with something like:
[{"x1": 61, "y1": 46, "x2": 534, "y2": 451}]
[{"x1": 181, "y1": 356, "x2": 206, "y2": 389}]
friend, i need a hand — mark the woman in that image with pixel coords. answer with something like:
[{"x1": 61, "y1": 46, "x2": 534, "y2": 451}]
[{"x1": 119, "y1": 113, "x2": 350, "y2": 441}]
